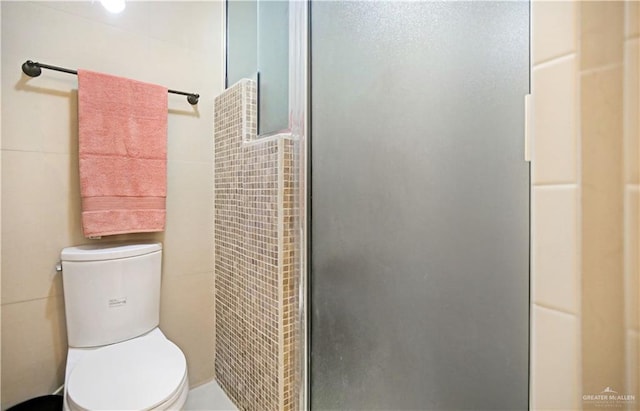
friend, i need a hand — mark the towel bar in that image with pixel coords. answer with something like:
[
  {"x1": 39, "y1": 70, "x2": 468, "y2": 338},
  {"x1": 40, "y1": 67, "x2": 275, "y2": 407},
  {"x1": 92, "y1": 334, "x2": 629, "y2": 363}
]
[{"x1": 21, "y1": 60, "x2": 200, "y2": 105}]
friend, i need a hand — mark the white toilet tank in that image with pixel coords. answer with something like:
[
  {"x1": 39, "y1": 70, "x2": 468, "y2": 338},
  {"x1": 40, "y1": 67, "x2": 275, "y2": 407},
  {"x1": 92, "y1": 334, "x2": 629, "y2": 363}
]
[{"x1": 60, "y1": 242, "x2": 162, "y2": 348}]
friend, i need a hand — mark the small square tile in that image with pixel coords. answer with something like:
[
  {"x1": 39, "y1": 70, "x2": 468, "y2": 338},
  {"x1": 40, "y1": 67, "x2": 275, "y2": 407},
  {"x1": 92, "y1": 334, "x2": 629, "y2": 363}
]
[{"x1": 214, "y1": 80, "x2": 300, "y2": 410}]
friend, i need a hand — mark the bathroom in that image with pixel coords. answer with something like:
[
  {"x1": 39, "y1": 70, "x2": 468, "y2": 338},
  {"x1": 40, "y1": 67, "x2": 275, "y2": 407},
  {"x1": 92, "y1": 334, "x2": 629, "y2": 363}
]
[{"x1": 0, "y1": 1, "x2": 638, "y2": 410}]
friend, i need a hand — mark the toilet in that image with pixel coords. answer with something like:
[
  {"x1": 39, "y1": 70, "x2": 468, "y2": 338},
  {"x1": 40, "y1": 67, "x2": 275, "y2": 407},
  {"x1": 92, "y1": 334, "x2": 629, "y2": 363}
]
[{"x1": 60, "y1": 242, "x2": 189, "y2": 411}]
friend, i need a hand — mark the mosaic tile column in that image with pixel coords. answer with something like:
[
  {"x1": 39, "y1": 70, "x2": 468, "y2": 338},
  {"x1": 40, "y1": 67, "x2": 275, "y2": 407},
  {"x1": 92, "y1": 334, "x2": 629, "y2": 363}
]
[{"x1": 214, "y1": 79, "x2": 299, "y2": 411}]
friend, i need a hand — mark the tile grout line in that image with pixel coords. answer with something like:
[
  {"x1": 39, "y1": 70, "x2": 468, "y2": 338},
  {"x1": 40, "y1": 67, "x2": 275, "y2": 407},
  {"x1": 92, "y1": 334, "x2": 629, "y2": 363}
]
[
  {"x1": 532, "y1": 51, "x2": 577, "y2": 71},
  {"x1": 532, "y1": 182, "x2": 579, "y2": 189},
  {"x1": 0, "y1": 294, "x2": 63, "y2": 307},
  {"x1": 533, "y1": 301, "x2": 579, "y2": 318},
  {"x1": 580, "y1": 62, "x2": 624, "y2": 77}
]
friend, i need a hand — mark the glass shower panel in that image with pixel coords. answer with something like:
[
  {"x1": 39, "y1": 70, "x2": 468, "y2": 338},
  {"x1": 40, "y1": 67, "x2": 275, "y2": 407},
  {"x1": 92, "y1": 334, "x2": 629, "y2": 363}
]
[
  {"x1": 310, "y1": 1, "x2": 530, "y2": 410},
  {"x1": 226, "y1": 0, "x2": 257, "y2": 86},
  {"x1": 257, "y1": 0, "x2": 289, "y2": 134},
  {"x1": 226, "y1": 0, "x2": 289, "y2": 135}
]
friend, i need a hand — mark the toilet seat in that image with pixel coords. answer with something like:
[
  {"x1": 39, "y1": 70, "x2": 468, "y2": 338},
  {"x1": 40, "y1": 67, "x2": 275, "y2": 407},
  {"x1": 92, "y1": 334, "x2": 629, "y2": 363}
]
[{"x1": 66, "y1": 333, "x2": 187, "y2": 411}]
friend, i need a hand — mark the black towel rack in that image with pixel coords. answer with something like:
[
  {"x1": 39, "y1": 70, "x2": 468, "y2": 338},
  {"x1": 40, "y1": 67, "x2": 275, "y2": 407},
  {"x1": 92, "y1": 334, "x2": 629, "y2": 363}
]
[{"x1": 21, "y1": 60, "x2": 200, "y2": 105}]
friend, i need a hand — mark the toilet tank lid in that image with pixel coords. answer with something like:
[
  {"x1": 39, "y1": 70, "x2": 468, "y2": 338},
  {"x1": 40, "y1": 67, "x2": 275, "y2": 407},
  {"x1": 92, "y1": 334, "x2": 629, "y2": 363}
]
[{"x1": 61, "y1": 242, "x2": 162, "y2": 262}]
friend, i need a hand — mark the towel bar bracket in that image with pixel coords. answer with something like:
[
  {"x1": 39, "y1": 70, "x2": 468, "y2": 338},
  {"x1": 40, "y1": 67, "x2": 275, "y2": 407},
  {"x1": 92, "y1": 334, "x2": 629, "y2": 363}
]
[{"x1": 21, "y1": 60, "x2": 42, "y2": 77}]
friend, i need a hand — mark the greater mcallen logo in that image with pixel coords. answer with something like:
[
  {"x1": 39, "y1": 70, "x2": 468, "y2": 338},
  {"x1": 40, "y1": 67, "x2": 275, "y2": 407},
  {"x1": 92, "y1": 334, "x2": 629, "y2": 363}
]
[{"x1": 583, "y1": 386, "x2": 636, "y2": 408}]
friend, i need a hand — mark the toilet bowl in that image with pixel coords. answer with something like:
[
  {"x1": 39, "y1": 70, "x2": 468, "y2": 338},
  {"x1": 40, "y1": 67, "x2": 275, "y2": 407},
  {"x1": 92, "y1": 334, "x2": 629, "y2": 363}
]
[
  {"x1": 60, "y1": 243, "x2": 188, "y2": 411},
  {"x1": 64, "y1": 328, "x2": 189, "y2": 411}
]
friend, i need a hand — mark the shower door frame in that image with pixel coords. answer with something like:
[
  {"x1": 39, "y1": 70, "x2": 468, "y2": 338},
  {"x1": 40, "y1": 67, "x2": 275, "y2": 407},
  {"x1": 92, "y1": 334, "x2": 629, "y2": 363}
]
[
  {"x1": 287, "y1": 1, "x2": 310, "y2": 410},
  {"x1": 228, "y1": 2, "x2": 532, "y2": 409},
  {"x1": 223, "y1": 1, "x2": 310, "y2": 407}
]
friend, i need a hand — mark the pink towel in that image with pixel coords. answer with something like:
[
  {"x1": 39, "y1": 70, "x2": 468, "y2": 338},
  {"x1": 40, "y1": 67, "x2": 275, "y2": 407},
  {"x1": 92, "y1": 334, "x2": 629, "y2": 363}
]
[{"x1": 78, "y1": 69, "x2": 168, "y2": 237}]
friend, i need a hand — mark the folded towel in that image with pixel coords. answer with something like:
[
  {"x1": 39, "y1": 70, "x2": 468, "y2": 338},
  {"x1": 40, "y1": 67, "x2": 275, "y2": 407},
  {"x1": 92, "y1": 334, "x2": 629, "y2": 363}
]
[{"x1": 78, "y1": 69, "x2": 168, "y2": 237}]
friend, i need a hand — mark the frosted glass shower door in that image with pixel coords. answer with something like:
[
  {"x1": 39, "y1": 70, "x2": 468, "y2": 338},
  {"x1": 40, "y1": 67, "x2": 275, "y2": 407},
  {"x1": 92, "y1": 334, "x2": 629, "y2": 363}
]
[{"x1": 310, "y1": 1, "x2": 530, "y2": 410}]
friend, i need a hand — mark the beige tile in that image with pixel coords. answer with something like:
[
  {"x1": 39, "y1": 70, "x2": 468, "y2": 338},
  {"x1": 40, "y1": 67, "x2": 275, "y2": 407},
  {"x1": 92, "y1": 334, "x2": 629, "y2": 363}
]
[
  {"x1": 581, "y1": 66, "x2": 626, "y2": 400},
  {"x1": 626, "y1": 187, "x2": 640, "y2": 331},
  {"x1": 37, "y1": 1, "x2": 223, "y2": 55},
  {"x1": 627, "y1": 331, "x2": 639, "y2": 402},
  {"x1": 581, "y1": 68, "x2": 624, "y2": 243},
  {"x1": 532, "y1": 186, "x2": 579, "y2": 314},
  {"x1": 214, "y1": 80, "x2": 285, "y2": 411},
  {"x1": 1, "y1": 53, "x2": 79, "y2": 154},
  {"x1": 167, "y1": 97, "x2": 215, "y2": 163},
  {"x1": 1, "y1": 2, "x2": 98, "y2": 154},
  {"x1": 580, "y1": 1, "x2": 625, "y2": 70},
  {"x1": 1, "y1": 295, "x2": 68, "y2": 409},
  {"x1": 532, "y1": 56, "x2": 578, "y2": 184},
  {"x1": 582, "y1": 67, "x2": 623, "y2": 196},
  {"x1": 1, "y1": 2, "x2": 222, "y2": 406},
  {"x1": 40, "y1": 151, "x2": 85, "y2": 251},
  {"x1": 1, "y1": 2, "x2": 204, "y2": 86},
  {"x1": 164, "y1": 161, "x2": 214, "y2": 277},
  {"x1": 625, "y1": 39, "x2": 640, "y2": 184},
  {"x1": 1, "y1": 1, "x2": 222, "y2": 150},
  {"x1": 627, "y1": 0, "x2": 640, "y2": 39},
  {"x1": 1, "y1": 151, "x2": 84, "y2": 304},
  {"x1": 159, "y1": 272, "x2": 215, "y2": 387},
  {"x1": 530, "y1": 305, "x2": 580, "y2": 411},
  {"x1": 532, "y1": 0, "x2": 576, "y2": 65},
  {"x1": 1, "y1": 2, "x2": 79, "y2": 61}
]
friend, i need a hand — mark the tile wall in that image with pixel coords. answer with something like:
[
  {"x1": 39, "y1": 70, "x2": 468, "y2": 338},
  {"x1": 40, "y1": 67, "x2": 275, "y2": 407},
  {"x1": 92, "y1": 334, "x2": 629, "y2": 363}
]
[
  {"x1": 580, "y1": 1, "x2": 625, "y2": 401},
  {"x1": 214, "y1": 79, "x2": 299, "y2": 411},
  {"x1": 531, "y1": 1, "x2": 581, "y2": 408},
  {"x1": 531, "y1": 1, "x2": 639, "y2": 409},
  {"x1": 0, "y1": 2, "x2": 223, "y2": 407},
  {"x1": 281, "y1": 138, "x2": 300, "y2": 411}
]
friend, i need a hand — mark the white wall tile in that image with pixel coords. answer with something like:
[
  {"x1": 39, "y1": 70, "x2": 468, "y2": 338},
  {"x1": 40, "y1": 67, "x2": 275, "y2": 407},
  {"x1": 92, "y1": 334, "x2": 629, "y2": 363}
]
[
  {"x1": 532, "y1": 186, "x2": 579, "y2": 314},
  {"x1": 532, "y1": 56, "x2": 578, "y2": 185},
  {"x1": 531, "y1": 305, "x2": 580, "y2": 411},
  {"x1": 532, "y1": 1, "x2": 577, "y2": 65}
]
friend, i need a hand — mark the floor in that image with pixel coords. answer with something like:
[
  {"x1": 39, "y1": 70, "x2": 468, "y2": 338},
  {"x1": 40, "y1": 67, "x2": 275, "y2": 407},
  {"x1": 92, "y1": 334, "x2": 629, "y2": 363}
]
[{"x1": 185, "y1": 380, "x2": 237, "y2": 410}]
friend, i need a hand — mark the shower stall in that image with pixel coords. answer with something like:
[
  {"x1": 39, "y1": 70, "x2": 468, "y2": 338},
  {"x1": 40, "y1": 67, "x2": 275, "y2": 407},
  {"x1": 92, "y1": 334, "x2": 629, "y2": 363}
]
[{"x1": 224, "y1": 1, "x2": 530, "y2": 409}]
